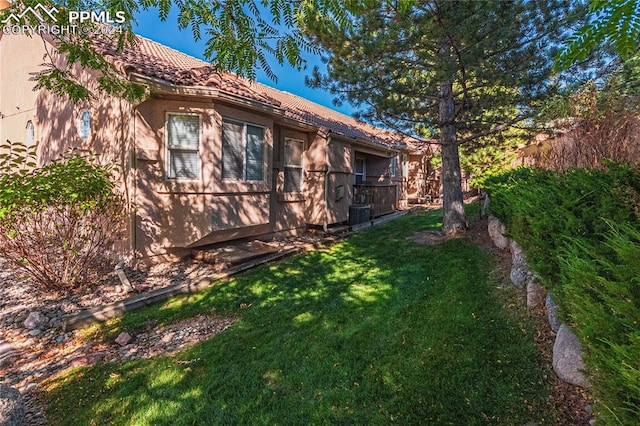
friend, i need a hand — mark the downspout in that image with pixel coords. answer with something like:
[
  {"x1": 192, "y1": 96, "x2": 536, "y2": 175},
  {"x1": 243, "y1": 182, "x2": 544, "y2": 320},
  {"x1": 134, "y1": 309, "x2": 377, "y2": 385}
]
[
  {"x1": 129, "y1": 103, "x2": 137, "y2": 264},
  {"x1": 123, "y1": 95, "x2": 144, "y2": 267},
  {"x1": 114, "y1": 99, "x2": 140, "y2": 293},
  {"x1": 323, "y1": 133, "x2": 331, "y2": 232}
]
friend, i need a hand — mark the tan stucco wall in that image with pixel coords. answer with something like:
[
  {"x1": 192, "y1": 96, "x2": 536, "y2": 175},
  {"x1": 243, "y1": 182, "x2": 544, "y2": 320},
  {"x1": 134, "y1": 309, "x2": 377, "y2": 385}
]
[
  {"x1": 269, "y1": 126, "x2": 309, "y2": 233},
  {"x1": 0, "y1": 34, "x2": 45, "y2": 147},
  {"x1": 133, "y1": 97, "x2": 274, "y2": 259},
  {"x1": 1, "y1": 34, "x2": 134, "y2": 256},
  {"x1": 326, "y1": 172, "x2": 352, "y2": 224},
  {"x1": 1, "y1": 34, "x2": 418, "y2": 261},
  {"x1": 304, "y1": 131, "x2": 329, "y2": 226},
  {"x1": 328, "y1": 139, "x2": 352, "y2": 174}
]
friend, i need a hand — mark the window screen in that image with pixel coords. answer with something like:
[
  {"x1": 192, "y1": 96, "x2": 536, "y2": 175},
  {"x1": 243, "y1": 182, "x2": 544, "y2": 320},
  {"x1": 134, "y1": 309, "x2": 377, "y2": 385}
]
[
  {"x1": 78, "y1": 110, "x2": 91, "y2": 140},
  {"x1": 167, "y1": 114, "x2": 200, "y2": 180},
  {"x1": 222, "y1": 120, "x2": 244, "y2": 181},
  {"x1": 26, "y1": 121, "x2": 35, "y2": 146},
  {"x1": 246, "y1": 125, "x2": 264, "y2": 181},
  {"x1": 284, "y1": 138, "x2": 303, "y2": 192},
  {"x1": 222, "y1": 119, "x2": 265, "y2": 182},
  {"x1": 355, "y1": 158, "x2": 366, "y2": 184}
]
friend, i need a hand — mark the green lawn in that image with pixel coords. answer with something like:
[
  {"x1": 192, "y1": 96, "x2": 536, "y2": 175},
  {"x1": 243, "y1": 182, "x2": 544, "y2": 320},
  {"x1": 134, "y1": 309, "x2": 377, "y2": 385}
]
[{"x1": 43, "y1": 209, "x2": 556, "y2": 425}]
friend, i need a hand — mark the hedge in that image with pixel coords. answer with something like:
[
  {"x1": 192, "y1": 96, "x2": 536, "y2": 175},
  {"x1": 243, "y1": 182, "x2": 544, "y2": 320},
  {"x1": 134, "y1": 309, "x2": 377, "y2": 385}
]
[{"x1": 482, "y1": 165, "x2": 640, "y2": 425}]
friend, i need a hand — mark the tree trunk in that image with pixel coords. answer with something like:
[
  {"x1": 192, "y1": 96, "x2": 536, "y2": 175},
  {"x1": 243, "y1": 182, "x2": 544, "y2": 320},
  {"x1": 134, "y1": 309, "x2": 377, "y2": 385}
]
[{"x1": 439, "y1": 79, "x2": 467, "y2": 234}]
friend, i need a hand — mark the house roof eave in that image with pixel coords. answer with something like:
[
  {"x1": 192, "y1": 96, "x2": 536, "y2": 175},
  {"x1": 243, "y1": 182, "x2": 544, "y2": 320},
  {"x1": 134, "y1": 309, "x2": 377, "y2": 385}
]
[
  {"x1": 129, "y1": 73, "x2": 286, "y2": 117},
  {"x1": 352, "y1": 136, "x2": 400, "y2": 156}
]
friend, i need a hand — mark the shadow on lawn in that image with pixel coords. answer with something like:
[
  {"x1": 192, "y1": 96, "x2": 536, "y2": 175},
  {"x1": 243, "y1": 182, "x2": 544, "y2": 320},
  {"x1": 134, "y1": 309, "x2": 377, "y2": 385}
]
[{"x1": 44, "y1": 209, "x2": 553, "y2": 425}]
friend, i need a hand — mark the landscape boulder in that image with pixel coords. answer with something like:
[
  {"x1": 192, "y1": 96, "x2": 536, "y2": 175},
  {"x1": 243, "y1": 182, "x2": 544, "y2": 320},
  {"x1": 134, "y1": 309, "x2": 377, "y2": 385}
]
[
  {"x1": 509, "y1": 240, "x2": 530, "y2": 287},
  {"x1": 487, "y1": 216, "x2": 510, "y2": 249},
  {"x1": 0, "y1": 384, "x2": 25, "y2": 426},
  {"x1": 0, "y1": 340, "x2": 19, "y2": 368},
  {"x1": 526, "y1": 281, "x2": 546, "y2": 308},
  {"x1": 553, "y1": 324, "x2": 589, "y2": 388},
  {"x1": 546, "y1": 294, "x2": 561, "y2": 332},
  {"x1": 115, "y1": 332, "x2": 133, "y2": 347},
  {"x1": 23, "y1": 311, "x2": 48, "y2": 330}
]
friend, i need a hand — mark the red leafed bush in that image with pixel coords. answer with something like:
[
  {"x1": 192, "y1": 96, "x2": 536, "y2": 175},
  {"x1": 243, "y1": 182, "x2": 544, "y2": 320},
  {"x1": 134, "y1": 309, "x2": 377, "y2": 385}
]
[{"x1": 0, "y1": 142, "x2": 126, "y2": 292}]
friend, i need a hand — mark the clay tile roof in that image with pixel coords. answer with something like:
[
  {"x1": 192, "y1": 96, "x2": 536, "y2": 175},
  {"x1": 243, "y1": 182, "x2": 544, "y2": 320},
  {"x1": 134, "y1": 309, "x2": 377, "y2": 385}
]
[
  {"x1": 94, "y1": 34, "x2": 431, "y2": 152},
  {"x1": 249, "y1": 82, "x2": 430, "y2": 151},
  {"x1": 93, "y1": 35, "x2": 278, "y2": 106}
]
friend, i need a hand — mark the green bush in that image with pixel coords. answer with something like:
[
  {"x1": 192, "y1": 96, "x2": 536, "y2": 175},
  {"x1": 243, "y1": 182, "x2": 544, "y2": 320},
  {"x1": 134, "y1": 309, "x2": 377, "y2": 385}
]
[
  {"x1": 562, "y1": 225, "x2": 640, "y2": 424},
  {"x1": 0, "y1": 142, "x2": 126, "y2": 292},
  {"x1": 482, "y1": 165, "x2": 640, "y2": 425},
  {"x1": 483, "y1": 165, "x2": 640, "y2": 282}
]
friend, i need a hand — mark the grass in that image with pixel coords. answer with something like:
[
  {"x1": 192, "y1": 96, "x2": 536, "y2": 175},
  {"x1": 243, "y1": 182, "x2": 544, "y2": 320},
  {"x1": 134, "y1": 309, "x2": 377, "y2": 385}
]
[{"x1": 43, "y1": 208, "x2": 556, "y2": 425}]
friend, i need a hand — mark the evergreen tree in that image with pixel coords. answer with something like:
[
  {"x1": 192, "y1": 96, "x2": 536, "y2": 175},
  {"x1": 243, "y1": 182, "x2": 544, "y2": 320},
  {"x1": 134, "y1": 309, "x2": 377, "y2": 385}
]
[{"x1": 305, "y1": 0, "x2": 585, "y2": 233}]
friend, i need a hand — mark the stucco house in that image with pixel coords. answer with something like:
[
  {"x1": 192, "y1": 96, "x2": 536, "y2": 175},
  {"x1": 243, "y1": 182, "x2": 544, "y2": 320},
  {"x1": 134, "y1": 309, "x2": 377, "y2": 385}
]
[{"x1": 0, "y1": 32, "x2": 435, "y2": 264}]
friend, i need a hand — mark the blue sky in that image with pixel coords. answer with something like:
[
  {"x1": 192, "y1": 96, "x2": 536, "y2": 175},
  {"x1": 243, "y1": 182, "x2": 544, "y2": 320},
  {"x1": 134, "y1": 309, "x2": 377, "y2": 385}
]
[{"x1": 133, "y1": 8, "x2": 356, "y2": 116}]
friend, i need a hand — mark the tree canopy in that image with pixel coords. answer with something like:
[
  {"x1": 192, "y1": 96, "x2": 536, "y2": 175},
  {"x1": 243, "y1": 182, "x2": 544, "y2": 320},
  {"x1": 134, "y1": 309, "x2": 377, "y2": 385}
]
[
  {"x1": 556, "y1": 0, "x2": 640, "y2": 69},
  {"x1": 0, "y1": 0, "x2": 351, "y2": 101},
  {"x1": 305, "y1": 0, "x2": 587, "y2": 233}
]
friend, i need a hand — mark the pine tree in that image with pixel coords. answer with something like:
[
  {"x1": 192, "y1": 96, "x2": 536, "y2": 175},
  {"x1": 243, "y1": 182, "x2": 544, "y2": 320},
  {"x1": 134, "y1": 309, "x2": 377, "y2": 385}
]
[{"x1": 305, "y1": 0, "x2": 585, "y2": 233}]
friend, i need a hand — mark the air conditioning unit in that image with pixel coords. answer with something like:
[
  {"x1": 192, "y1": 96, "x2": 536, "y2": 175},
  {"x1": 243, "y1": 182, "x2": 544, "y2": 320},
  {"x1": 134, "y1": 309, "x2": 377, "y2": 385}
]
[{"x1": 349, "y1": 205, "x2": 371, "y2": 225}]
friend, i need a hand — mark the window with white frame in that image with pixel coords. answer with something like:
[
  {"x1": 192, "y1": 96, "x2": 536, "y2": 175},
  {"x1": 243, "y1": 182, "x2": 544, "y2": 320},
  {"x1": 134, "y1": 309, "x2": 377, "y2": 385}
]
[
  {"x1": 402, "y1": 154, "x2": 409, "y2": 177},
  {"x1": 166, "y1": 113, "x2": 201, "y2": 180},
  {"x1": 390, "y1": 155, "x2": 398, "y2": 177},
  {"x1": 26, "y1": 121, "x2": 35, "y2": 146},
  {"x1": 222, "y1": 119, "x2": 265, "y2": 182},
  {"x1": 284, "y1": 138, "x2": 304, "y2": 192},
  {"x1": 355, "y1": 157, "x2": 366, "y2": 184},
  {"x1": 77, "y1": 109, "x2": 91, "y2": 140}
]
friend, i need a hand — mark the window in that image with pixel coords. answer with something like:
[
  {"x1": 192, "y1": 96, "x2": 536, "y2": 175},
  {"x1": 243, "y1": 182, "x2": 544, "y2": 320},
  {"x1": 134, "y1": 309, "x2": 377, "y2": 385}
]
[
  {"x1": 166, "y1": 113, "x2": 200, "y2": 180},
  {"x1": 26, "y1": 121, "x2": 35, "y2": 146},
  {"x1": 355, "y1": 158, "x2": 366, "y2": 184},
  {"x1": 284, "y1": 138, "x2": 304, "y2": 192},
  {"x1": 402, "y1": 154, "x2": 409, "y2": 177},
  {"x1": 222, "y1": 119, "x2": 265, "y2": 182},
  {"x1": 77, "y1": 110, "x2": 91, "y2": 140},
  {"x1": 390, "y1": 155, "x2": 397, "y2": 177}
]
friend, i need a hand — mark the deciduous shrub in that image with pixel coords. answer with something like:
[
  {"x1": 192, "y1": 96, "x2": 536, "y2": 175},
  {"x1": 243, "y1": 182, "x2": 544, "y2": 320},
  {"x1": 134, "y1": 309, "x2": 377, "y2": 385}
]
[
  {"x1": 482, "y1": 165, "x2": 640, "y2": 425},
  {"x1": 0, "y1": 142, "x2": 126, "y2": 292}
]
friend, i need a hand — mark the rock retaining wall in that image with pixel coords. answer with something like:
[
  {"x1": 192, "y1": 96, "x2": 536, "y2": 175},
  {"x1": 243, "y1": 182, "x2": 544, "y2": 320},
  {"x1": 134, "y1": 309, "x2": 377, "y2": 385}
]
[{"x1": 486, "y1": 213, "x2": 589, "y2": 389}]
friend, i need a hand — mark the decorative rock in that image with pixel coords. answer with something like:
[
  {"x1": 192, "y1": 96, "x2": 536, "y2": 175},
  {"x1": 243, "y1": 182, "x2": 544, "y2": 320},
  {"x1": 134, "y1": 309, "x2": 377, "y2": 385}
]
[
  {"x1": 28, "y1": 329, "x2": 42, "y2": 337},
  {"x1": 69, "y1": 352, "x2": 106, "y2": 368},
  {"x1": 23, "y1": 311, "x2": 48, "y2": 330},
  {"x1": 510, "y1": 263, "x2": 530, "y2": 288},
  {"x1": 487, "y1": 216, "x2": 510, "y2": 249},
  {"x1": 553, "y1": 324, "x2": 589, "y2": 388},
  {"x1": 510, "y1": 240, "x2": 530, "y2": 287},
  {"x1": 115, "y1": 332, "x2": 133, "y2": 346},
  {"x1": 0, "y1": 383, "x2": 25, "y2": 426},
  {"x1": 546, "y1": 294, "x2": 561, "y2": 332},
  {"x1": 510, "y1": 239, "x2": 525, "y2": 260},
  {"x1": 0, "y1": 340, "x2": 19, "y2": 368},
  {"x1": 526, "y1": 282, "x2": 546, "y2": 308}
]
